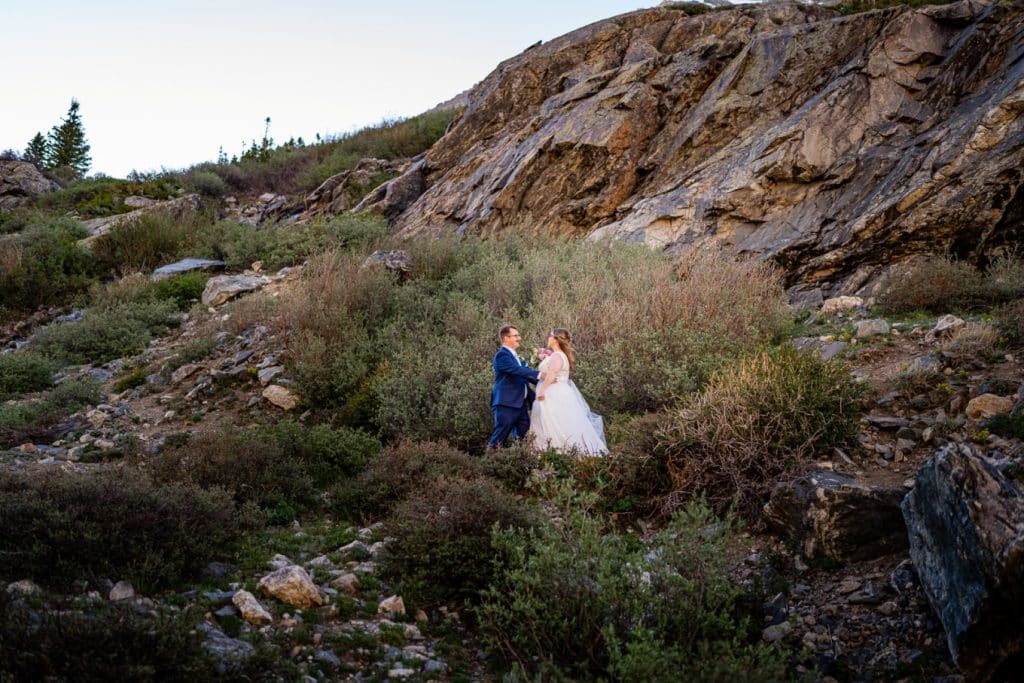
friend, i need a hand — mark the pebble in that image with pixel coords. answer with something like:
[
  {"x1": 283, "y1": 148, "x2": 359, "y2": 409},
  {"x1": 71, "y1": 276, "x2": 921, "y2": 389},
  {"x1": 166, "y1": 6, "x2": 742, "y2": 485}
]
[{"x1": 837, "y1": 579, "x2": 862, "y2": 595}]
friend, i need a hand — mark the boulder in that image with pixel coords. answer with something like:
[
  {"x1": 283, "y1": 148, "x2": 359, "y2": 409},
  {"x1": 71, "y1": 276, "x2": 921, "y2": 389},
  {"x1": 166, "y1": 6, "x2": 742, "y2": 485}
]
[
  {"x1": 109, "y1": 580, "x2": 135, "y2": 601},
  {"x1": 361, "y1": 249, "x2": 413, "y2": 274},
  {"x1": 257, "y1": 565, "x2": 322, "y2": 607},
  {"x1": 820, "y1": 296, "x2": 864, "y2": 316},
  {"x1": 232, "y1": 589, "x2": 273, "y2": 625},
  {"x1": 332, "y1": 573, "x2": 360, "y2": 595},
  {"x1": 198, "y1": 623, "x2": 256, "y2": 674},
  {"x1": 0, "y1": 160, "x2": 60, "y2": 208},
  {"x1": 201, "y1": 274, "x2": 269, "y2": 307},
  {"x1": 764, "y1": 471, "x2": 908, "y2": 562},
  {"x1": 151, "y1": 258, "x2": 225, "y2": 281},
  {"x1": 304, "y1": 157, "x2": 405, "y2": 217},
  {"x1": 262, "y1": 385, "x2": 298, "y2": 410},
  {"x1": 966, "y1": 394, "x2": 1014, "y2": 420},
  {"x1": 378, "y1": 595, "x2": 406, "y2": 616},
  {"x1": 927, "y1": 315, "x2": 966, "y2": 342},
  {"x1": 855, "y1": 318, "x2": 890, "y2": 338},
  {"x1": 902, "y1": 443, "x2": 1024, "y2": 681}
]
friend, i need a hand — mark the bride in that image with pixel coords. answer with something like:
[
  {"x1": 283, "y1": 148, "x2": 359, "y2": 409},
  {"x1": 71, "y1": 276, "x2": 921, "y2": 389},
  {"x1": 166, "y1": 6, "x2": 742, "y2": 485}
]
[{"x1": 529, "y1": 328, "x2": 608, "y2": 456}]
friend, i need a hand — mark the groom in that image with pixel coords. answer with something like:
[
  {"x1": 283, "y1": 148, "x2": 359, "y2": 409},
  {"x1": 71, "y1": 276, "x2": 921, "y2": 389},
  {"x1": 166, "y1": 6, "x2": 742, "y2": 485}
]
[{"x1": 487, "y1": 325, "x2": 540, "y2": 450}]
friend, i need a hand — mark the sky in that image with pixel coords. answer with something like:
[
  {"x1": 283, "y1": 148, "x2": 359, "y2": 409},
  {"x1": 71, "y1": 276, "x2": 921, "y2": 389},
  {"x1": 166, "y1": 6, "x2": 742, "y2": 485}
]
[{"x1": 1, "y1": 0, "x2": 649, "y2": 178}]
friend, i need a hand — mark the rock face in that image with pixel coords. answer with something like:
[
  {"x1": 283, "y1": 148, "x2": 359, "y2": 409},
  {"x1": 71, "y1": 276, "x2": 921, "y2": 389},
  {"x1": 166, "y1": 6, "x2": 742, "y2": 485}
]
[
  {"x1": 0, "y1": 160, "x2": 60, "y2": 208},
  {"x1": 386, "y1": 0, "x2": 1023, "y2": 291},
  {"x1": 764, "y1": 470, "x2": 908, "y2": 562},
  {"x1": 902, "y1": 443, "x2": 1024, "y2": 680}
]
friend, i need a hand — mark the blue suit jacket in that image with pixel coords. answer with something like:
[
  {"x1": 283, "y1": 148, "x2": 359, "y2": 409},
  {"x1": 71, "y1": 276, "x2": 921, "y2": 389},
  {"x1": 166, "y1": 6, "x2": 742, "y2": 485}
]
[{"x1": 491, "y1": 347, "x2": 540, "y2": 409}]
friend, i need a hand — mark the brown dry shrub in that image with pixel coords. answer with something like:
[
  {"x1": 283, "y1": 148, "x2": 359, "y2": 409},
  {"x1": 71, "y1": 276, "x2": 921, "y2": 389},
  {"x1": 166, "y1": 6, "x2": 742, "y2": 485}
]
[
  {"x1": 222, "y1": 292, "x2": 280, "y2": 335},
  {"x1": 657, "y1": 346, "x2": 864, "y2": 522},
  {"x1": 942, "y1": 322, "x2": 999, "y2": 359}
]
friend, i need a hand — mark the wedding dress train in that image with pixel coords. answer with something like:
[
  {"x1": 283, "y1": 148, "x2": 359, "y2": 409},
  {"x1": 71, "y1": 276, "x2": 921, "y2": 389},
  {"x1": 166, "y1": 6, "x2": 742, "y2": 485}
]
[{"x1": 529, "y1": 351, "x2": 608, "y2": 455}]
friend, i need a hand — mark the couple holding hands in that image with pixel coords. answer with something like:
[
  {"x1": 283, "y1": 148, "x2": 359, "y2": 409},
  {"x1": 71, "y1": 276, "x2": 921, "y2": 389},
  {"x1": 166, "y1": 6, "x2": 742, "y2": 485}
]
[{"x1": 487, "y1": 325, "x2": 608, "y2": 455}]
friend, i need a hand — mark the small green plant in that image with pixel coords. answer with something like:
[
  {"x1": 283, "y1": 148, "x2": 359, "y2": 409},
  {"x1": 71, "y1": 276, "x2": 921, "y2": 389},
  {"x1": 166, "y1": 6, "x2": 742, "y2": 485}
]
[
  {"x1": 971, "y1": 429, "x2": 991, "y2": 444},
  {"x1": 0, "y1": 352, "x2": 54, "y2": 400},
  {"x1": 988, "y1": 410, "x2": 1024, "y2": 439},
  {"x1": 113, "y1": 366, "x2": 148, "y2": 393},
  {"x1": 152, "y1": 272, "x2": 208, "y2": 309},
  {"x1": 0, "y1": 378, "x2": 100, "y2": 448}
]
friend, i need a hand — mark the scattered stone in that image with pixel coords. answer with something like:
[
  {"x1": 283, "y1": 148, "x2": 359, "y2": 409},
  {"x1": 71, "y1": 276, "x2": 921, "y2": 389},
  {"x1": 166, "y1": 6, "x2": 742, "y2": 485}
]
[
  {"x1": 171, "y1": 363, "x2": 204, "y2": 385},
  {"x1": 927, "y1": 315, "x2": 966, "y2": 341},
  {"x1": 257, "y1": 365, "x2": 284, "y2": 385},
  {"x1": 233, "y1": 589, "x2": 273, "y2": 625},
  {"x1": 257, "y1": 565, "x2": 323, "y2": 608},
  {"x1": 856, "y1": 319, "x2": 890, "y2": 338},
  {"x1": 902, "y1": 443, "x2": 1024, "y2": 680},
  {"x1": 820, "y1": 296, "x2": 863, "y2": 315},
  {"x1": 199, "y1": 623, "x2": 256, "y2": 674},
  {"x1": 6, "y1": 579, "x2": 42, "y2": 595},
  {"x1": 204, "y1": 590, "x2": 236, "y2": 605},
  {"x1": 908, "y1": 354, "x2": 943, "y2": 374},
  {"x1": 388, "y1": 668, "x2": 416, "y2": 679},
  {"x1": 379, "y1": 595, "x2": 406, "y2": 616},
  {"x1": 965, "y1": 394, "x2": 1013, "y2": 420},
  {"x1": 332, "y1": 573, "x2": 359, "y2": 595},
  {"x1": 85, "y1": 408, "x2": 108, "y2": 428},
  {"x1": 864, "y1": 415, "x2": 910, "y2": 430},
  {"x1": 151, "y1": 258, "x2": 225, "y2": 282},
  {"x1": 262, "y1": 385, "x2": 298, "y2": 410},
  {"x1": 307, "y1": 554, "x2": 332, "y2": 568},
  {"x1": 17, "y1": 443, "x2": 37, "y2": 454},
  {"x1": 109, "y1": 580, "x2": 135, "y2": 601},
  {"x1": 201, "y1": 274, "x2": 270, "y2": 307},
  {"x1": 762, "y1": 621, "x2": 792, "y2": 643},
  {"x1": 837, "y1": 578, "x2": 862, "y2": 595},
  {"x1": 416, "y1": 609, "x2": 429, "y2": 622},
  {"x1": 423, "y1": 660, "x2": 447, "y2": 673},
  {"x1": 315, "y1": 649, "x2": 342, "y2": 668},
  {"x1": 214, "y1": 604, "x2": 239, "y2": 618},
  {"x1": 819, "y1": 341, "x2": 847, "y2": 361}
]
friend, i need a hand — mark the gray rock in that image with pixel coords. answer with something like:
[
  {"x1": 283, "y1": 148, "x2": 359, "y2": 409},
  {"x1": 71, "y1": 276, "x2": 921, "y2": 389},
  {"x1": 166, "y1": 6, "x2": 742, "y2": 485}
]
[
  {"x1": 423, "y1": 659, "x2": 447, "y2": 673},
  {"x1": 109, "y1": 580, "x2": 135, "y2": 601},
  {"x1": 314, "y1": 649, "x2": 342, "y2": 667},
  {"x1": 198, "y1": 623, "x2": 256, "y2": 674},
  {"x1": 361, "y1": 249, "x2": 413, "y2": 274},
  {"x1": 762, "y1": 621, "x2": 792, "y2": 643},
  {"x1": 764, "y1": 471, "x2": 908, "y2": 562},
  {"x1": 902, "y1": 443, "x2": 1024, "y2": 680},
  {"x1": 257, "y1": 366, "x2": 284, "y2": 386},
  {"x1": 820, "y1": 341, "x2": 847, "y2": 361},
  {"x1": 908, "y1": 354, "x2": 943, "y2": 374},
  {"x1": 864, "y1": 415, "x2": 911, "y2": 430},
  {"x1": 0, "y1": 160, "x2": 61, "y2": 209},
  {"x1": 856, "y1": 318, "x2": 890, "y2": 338},
  {"x1": 204, "y1": 590, "x2": 237, "y2": 605},
  {"x1": 151, "y1": 258, "x2": 225, "y2": 282},
  {"x1": 214, "y1": 604, "x2": 239, "y2": 618},
  {"x1": 201, "y1": 275, "x2": 269, "y2": 307}
]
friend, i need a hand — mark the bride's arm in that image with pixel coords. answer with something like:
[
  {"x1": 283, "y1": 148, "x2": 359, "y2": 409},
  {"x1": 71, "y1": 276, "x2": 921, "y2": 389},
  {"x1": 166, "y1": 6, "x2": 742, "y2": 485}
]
[{"x1": 536, "y1": 353, "x2": 563, "y2": 401}]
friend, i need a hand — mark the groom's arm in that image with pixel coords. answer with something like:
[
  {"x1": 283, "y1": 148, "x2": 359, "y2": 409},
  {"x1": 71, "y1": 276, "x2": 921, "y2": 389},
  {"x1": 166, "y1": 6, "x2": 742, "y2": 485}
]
[{"x1": 494, "y1": 352, "x2": 540, "y2": 381}]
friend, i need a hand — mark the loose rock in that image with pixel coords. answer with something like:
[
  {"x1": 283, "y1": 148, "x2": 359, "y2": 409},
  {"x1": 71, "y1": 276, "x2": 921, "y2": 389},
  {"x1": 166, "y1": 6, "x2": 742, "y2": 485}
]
[{"x1": 258, "y1": 565, "x2": 323, "y2": 608}]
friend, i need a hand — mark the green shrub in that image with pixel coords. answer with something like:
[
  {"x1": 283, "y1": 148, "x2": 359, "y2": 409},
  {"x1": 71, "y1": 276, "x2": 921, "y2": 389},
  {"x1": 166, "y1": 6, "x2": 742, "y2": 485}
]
[
  {"x1": 163, "y1": 337, "x2": 216, "y2": 376},
  {"x1": 32, "y1": 299, "x2": 180, "y2": 366},
  {"x1": 0, "y1": 593, "x2": 238, "y2": 681},
  {"x1": 113, "y1": 366, "x2": 148, "y2": 393},
  {"x1": 149, "y1": 426, "x2": 316, "y2": 517},
  {"x1": 658, "y1": 345, "x2": 864, "y2": 521},
  {"x1": 477, "y1": 488, "x2": 787, "y2": 681},
  {"x1": 255, "y1": 419, "x2": 381, "y2": 486},
  {"x1": 481, "y1": 441, "x2": 539, "y2": 492},
  {"x1": 595, "y1": 412, "x2": 674, "y2": 516},
  {"x1": 994, "y1": 298, "x2": 1024, "y2": 347},
  {"x1": 152, "y1": 271, "x2": 208, "y2": 309},
  {"x1": 90, "y1": 212, "x2": 197, "y2": 276},
  {"x1": 0, "y1": 470, "x2": 248, "y2": 592},
  {"x1": 32, "y1": 175, "x2": 180, "y2": 217},
  {"x1": 879, "y1": 253, "x2": 1024, "y2": 314},
  {"x1": 183, "y1": 168, "x2": 229, "y2": 197},
  {"x1": 988, "y1": 410, "x2": 1024, "y2": 440},
  {"x1": 0, "y1": 217, "x2": 98, "y2": 317},
  {"x1": 381, "y1": 476, "x2": 541, "y2": 605},
  {"x1": 0, "y1": 352, "x2": 54, "y2": 399},
  {"x1": 330, "y1": 440, "x2": 483, "y2": 521},
  {"x1": 0, "y1": 377, "x2": 100, "y2": 447}
]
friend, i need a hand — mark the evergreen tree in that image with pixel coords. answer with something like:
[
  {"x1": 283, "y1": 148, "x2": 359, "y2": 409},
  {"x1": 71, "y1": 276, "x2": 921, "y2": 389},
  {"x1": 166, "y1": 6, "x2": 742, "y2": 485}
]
[
  {"x1": 46, "y1": 99, "x2": 91, "y2": 177},
  {"x1": 24, "y1": 132, "x2": 48, "y2": 165}
]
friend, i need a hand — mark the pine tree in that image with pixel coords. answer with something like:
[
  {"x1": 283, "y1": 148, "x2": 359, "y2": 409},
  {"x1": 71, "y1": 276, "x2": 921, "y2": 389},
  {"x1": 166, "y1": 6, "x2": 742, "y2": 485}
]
[
  {"x1": 47, "y1": 99, "x2": 91, "y2": 177},
  {"x1": 24, "y1": 132, "x2": 48, "y2": 165}
]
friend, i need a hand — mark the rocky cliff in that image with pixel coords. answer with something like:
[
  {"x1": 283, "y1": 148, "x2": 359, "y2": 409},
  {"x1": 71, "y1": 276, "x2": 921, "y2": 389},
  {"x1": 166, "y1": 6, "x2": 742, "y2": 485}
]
[{"x1": 383, "y1": 0, "x2": 1023, "y2": 294}]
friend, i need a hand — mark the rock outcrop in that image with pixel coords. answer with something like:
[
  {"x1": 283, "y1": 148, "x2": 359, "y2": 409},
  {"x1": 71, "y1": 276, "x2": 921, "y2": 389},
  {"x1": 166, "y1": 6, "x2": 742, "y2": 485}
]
[
  {"x1": 386, "y1": 0, "x2": 1023, "y2": 292},
  {"x1": 902, "y1": 443, "x2": 1024, "y2": 681},
  {"x1": 81, "y1": 194, "x2": 201, "y2": 240},
  {"x1": 304, "y1": 158, "x2": 405, "y2": 218},
  {"x1": 0, "y1": 160, "x2": 60, "y2": 209}
]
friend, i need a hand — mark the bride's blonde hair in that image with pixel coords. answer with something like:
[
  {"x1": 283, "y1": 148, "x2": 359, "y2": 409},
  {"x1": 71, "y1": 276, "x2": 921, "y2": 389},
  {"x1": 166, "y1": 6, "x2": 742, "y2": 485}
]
[{"x1": 550, "y1": 328, "x2": 576, "y2": 370}]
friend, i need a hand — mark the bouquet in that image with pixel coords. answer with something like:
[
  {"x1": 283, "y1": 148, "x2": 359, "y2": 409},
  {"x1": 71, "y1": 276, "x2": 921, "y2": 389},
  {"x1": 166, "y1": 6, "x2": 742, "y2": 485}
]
[{"x1": 532, "y1": 347, "x2": 553, "y2": 364}]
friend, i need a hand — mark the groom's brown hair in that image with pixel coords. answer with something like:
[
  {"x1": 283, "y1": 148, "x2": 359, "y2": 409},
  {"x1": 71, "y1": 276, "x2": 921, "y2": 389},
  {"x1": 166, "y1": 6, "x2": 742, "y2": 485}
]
[{"x1": 499, "y1": 325, "x2": 517, "y2": 342}]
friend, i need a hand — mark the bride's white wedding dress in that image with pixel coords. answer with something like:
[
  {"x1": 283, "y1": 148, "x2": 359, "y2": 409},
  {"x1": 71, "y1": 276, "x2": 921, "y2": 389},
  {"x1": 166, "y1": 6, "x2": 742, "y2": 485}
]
[{"x1": 529, "y1": 351, "x2": 608, "y2": 455}]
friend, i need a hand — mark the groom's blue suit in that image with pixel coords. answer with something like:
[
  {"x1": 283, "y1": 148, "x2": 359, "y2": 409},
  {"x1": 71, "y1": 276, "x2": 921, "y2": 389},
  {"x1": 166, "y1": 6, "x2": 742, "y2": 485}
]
[{"x1": 487, "y1": 346, "x2": 540, "y2": 449}]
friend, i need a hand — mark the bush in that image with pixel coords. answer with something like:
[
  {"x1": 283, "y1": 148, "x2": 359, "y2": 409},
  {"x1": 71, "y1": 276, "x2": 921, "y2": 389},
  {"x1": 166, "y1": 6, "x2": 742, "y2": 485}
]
[
  {"x1": 153, "y1": 271, "x2": 208, "y2": 309},
  {"x1": 258, "y1": 419, "x2": 381, "y2": 486},
  {"x1": 32, "y1": 175, "x2": 180, "y2": 217},
  {"x1": 0, "y1": 470, "x2": 247, "y2": 592},
  {"x1": 149, "y1": 426, "x2": 316, "y2": 518},
  {"x1": 32, "y1": 299, "x2": 180, "y2": 366},
  {"x1": 90, "y1": 212, "x2": 197, "y2": 276},
  {"x1": 0, "y1": 377, "x2": 100, "y2": 447},
  {"x1": 988, "y1": 410, "x2": 1024, "y2": 440},
  {"x1": 0, "y1": 352, "x2": 54, "y2": 400},
  {"x1": 0, "y1": 593, "x2": 233, "y2": 681},
  {"x1": 481, "y1": 441, "x2": 539, "y2": 492},
  {"x1": 183, "y1": 168, "x2": 229, "y2": 197},
  {"x1": 994, "y1": 299, "x2": 1024, "y2": 347},
  {"x1": 330, "y1": 440, "x2": 483, "y2": 521},
  {"x1": 658, "y1": 345, "x2": 864, "y2": 521},
  {"x1": 595, "y1": 412, "x2": 674, "y2": 516},
  {"x1": 0, "y1": 217, "x2": 98, "y2": 317},
  {"x1": 879, "y1": 253, "x2": 1024, "y2": 314},
  {"x1": 477, "y1": 488, "x2": 787, "y2": 681},
  {"x1": 941, "y1": 322, "x2": 999, "y2": 360},
  {"x1": 381, "y1": 476, "x2": 541, "y2": 605}
]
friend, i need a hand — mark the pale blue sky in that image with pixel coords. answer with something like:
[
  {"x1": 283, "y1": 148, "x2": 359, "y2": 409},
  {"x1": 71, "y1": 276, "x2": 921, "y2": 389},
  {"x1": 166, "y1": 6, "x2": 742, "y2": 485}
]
[{"x1": 1, "y1": 0, "x2": 648, "y2": 177}]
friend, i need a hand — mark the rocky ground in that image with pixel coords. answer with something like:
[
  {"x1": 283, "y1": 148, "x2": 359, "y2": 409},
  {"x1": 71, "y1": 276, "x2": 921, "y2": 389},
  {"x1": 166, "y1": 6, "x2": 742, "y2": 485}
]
[{"x1": 2, "y1": 277, "x2": 1022, "y2": 681}]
